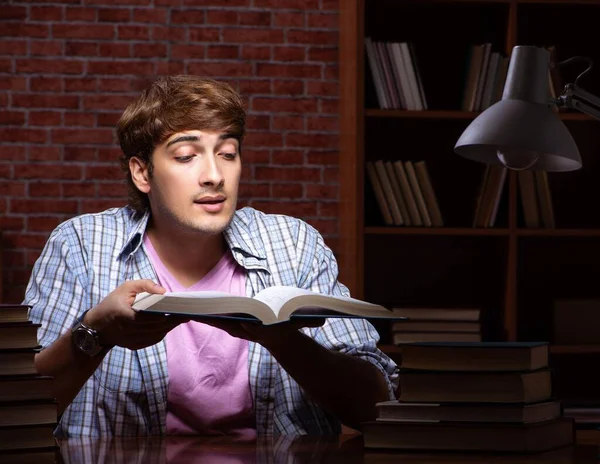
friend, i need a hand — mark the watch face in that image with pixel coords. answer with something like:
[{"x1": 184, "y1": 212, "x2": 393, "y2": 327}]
[{"x1": 73, "y1": 327, "x2": 98, "y2": 354}]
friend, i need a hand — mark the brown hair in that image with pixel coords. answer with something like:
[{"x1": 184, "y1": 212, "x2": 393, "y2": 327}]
[{"x1": 116, "y1": 75, "x2": 246, "y2": 213}]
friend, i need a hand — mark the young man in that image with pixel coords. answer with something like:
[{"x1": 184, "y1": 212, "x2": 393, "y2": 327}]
[{"x1": 25, "y1": 76, "x2": 399, "y2": 437}]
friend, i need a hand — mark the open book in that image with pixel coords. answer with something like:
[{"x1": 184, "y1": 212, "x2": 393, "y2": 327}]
[{"x1": 132, "y1": 286, "x2": 402, "y2": 325}]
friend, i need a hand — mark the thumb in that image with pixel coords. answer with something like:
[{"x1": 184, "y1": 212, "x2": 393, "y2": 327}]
[{"x1": 125, "y1": 279, "x2": 166, "y2": 296}]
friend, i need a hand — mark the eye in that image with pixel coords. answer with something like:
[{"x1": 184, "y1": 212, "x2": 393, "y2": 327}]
[
  {"x1": 221, "y1": 152, "x2": 238, "y2": 161},
  {"x1": 175, "y1": 155, "x2": 194, "y2": 163}
]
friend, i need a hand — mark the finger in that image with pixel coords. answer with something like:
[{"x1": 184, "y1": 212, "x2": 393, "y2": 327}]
[{"x1": 125, "y1": 279, "x2": 166, "y2": 296}]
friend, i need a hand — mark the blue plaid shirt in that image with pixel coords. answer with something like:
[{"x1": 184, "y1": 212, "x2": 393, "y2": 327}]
[{"x1": 25, "y1": 206, "x2": 399, "y2": 436}]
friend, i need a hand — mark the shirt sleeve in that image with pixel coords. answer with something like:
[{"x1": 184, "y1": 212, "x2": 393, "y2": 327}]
[
  {"x1": 296, "y1": 221, "x2": 400, "y2": 400},
  {"x1": 23, "y1": 223, "x2": 88, "y2": 349}
]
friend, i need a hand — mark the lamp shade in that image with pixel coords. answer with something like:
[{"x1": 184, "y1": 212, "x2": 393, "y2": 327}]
[{"x1": 454, "y1": 45, "x2": 582, "y2": 172}]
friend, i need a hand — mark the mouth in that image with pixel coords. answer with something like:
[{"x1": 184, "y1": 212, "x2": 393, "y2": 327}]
[{"x1": 194, "y1": 196, "x2": 226, "y2": 205}]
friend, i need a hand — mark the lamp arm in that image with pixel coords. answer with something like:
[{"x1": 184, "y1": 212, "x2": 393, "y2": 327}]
[{"x1": 556, "y1": 83, "x2": 600, "y2": 121}]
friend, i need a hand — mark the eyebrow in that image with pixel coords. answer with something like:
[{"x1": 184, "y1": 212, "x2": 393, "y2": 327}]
[{"x1": 165, "y1": 133, "x2": 240, "y2": 148}]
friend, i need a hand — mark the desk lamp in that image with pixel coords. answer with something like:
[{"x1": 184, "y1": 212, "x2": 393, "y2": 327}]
[{"x1": 454, "y1": 45, "x2": 600, "y2": 171}]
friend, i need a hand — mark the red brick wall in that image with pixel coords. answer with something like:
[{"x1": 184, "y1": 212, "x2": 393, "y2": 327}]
[{"x1": 0, "y1": 0, "x2": 340, "y2": 303}]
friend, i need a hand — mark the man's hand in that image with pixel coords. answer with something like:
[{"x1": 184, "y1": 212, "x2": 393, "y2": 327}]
[{"x1": 84, "y1": 280, "x2": 190, "y2": 351}]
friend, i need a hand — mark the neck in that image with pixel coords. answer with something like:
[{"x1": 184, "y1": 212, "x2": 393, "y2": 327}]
[{"x1": 146, "y1": 222, "x2": 228, "y2": 288}]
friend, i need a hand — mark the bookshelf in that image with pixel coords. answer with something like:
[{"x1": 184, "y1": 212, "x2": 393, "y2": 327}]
[{"x1": 339, "y1": 0, "x2": 600, "y2": 404}]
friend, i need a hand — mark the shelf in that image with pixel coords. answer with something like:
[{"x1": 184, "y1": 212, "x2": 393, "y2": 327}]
[
  {"x1": 366, "y1": 227, "x2": 600, "y2": 237},
  {"x1": 365, "y1": 109, "x2": 594, "y2": 121},
  {"x1": 365, "y1": 227, "x2": 509, "y2": 236},
  {"x1": 380, "y1": 344, "x2": 600, "y2": 355}
]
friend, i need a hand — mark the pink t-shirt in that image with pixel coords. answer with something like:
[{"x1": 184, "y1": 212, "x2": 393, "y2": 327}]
[{"x1": 143, "y1": 235, "x2": 255, "y2": 438}]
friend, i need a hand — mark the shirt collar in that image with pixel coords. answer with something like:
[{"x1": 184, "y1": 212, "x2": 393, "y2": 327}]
[{"x1": 118, "y1": 208, "x2": 267, "y2": 265}]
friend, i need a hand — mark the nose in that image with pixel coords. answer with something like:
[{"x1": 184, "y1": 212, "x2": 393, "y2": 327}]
[{"x1": 199, "y1": 153, "x2": 224, "y2": 187}]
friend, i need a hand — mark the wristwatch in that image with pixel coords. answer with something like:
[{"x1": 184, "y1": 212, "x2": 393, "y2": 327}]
[{"x1": 71, "y1": 310, "x2": 105, "y2": 356}]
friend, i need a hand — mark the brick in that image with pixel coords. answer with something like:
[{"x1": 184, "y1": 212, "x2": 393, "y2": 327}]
[
  {"x1": 288, "y1": 29, "x2": 337, "y2": 45},
  {"x1": 52, "y1": 129, "x2": 113, "y2": 145},
  {"x1": 307, "y1": 12, "x2": 338, "y2": 29},
  {"x1": 240, "y1": 46, "x2": 270, "y2": 61},
  {"x1": 98, "y1": 8, "x2": 131, "y2": 22},
  {"x1": 10, "y1": 199, "x2": 78, "y2": 215},
  {"x1": 306, "y1": 116, "x2": 338, "y2": 131},
  {"x1": 238, "y1": 79, "x2": 270, "y2": 94},
  {"x1": 323, "y1": 166, "x2": 337, "y2": 182},
  {"x1": 183, "y1": 0, "x2": 250, "y2": 5},
  {"x1": 81, "y1": 199, "x2": 126, "y2": 213},
  {"x1": 0, "y1": 59, "x2": 12, "y2": 73},
  {"x1": 223, "y1": 28, "x2": 284, "y2": 44},
  {"x1": 83, "y1": 95, "x2": 133, "y2": 111},
  {"x1": 118, "y1": 25, "x2": 150, "y2": 40},
  {"x1": 243, "y1": 131, "x2": 283, "y2": 148},
  {"x1": 207, "y1": 45, "x2": 239, "y2": 60},
  {"x1": 206, "y1": 10, "x2": 237, "y2": 25},
  {"x1": 188, "y1": 27, "x2": 220, "y2": 42},
  {"x1": 97, "y1": 112, "x2": 121, "y2": 127},
  {"x1": 0, "y1": 6, "x2": 28, "y2": 20},
  {"x1": 238, "y1": 148, "x2": 269, "y2": 164},
  {"x1": 66, "y1": 42, "x2": 99, "y2": 56},
  {"x1": 85, "y1": 165, "x2": 122, "y2": 180},
  {"x1": 30, "y1": 183, "x2": 61, "y2": 197},
  {"x1": 14, "y1": 164, "x2": 83, "y2": 180},
  {"x1": 98, "y1": 43, "x2": 131, "y2": 58},
  {"x1": 307, "y1": 218, "x2": 337, "y2": 235},
  {"x1": 271, "y1": 183, "x2": 303, "y2": 198},
  {"x1": 324, "y1": 63, "x2": 337, "y2": 79},
  {"x1": 0, "y1": 111, "x2": 26, "y2": 125},
  {"x1": 187, "y1": 61, "x2": 253, "y2": 77},
  {"x1": 66, "y1": 7, "x2": 97, "y2": 21},
  {"x1": 134, "y1": 43, "x2": 168, "y2": 58},
  {"x1": 4, "y1": 250, "x2": 26, "y2": 267},
  {"x1": 86, "y1": 0, "x2": 151, "y2": 5},
  {"x1": 0, "y1": 24, "x2": 49, "y2": 39},
  {"x1": 29, "y1": 111, "x2": 62, "y2": 126},
  {"x1": 97, "y1": 147, "x2": 122, "y2": 162},
  {"x1": 246, "y1": 115, "x2": 270, "y2": 131},
  {"x1": 0, "y1": 182, "x2": 25, "y2": 196},
  {"x1": 255, "y1": 166, "x2": 320, "y2": 182},
  {"x1": 53, "y1": 24, "x2": 115, "y2": 40},
  {"x1": 13, "y1": 94, "x2": 79, "y2": 110},
  {"x1": 273, "y1": 12, "x2": 304, "y2": 28},
  {"x1": 30, "y1": 6, "x2": 63, "y2": 21},
  {"x1": 240, "y1": 11, "x2": 271, "y2": 26},
  {"x1": 286, "y1": 132, "x2": 337, "y2": 149},
  {"x1": 0, "y1": 40, "x2": 27, "y2": 55},
  {"x1": 0, "y1": 217, "x2": 25, "y2": 232},
  {"x1": 28, "y1": 146, "x2": 62, "y2": 161},
  {"x1": 64, "y1": 146, "x2": 97, "y2": 162},
  {"x1": 0, "y1": 146, "x2": 26, "y2": 161},
  {"x1": 272, "y1": 115, "x2": 304, "y2": 131},
  {"x1": 88, "y1": 61, "x2": 154, "y2": 75},
  {"x1": 256, "y1": 63, "x2": 320, "y2": 79},
  {"x1": 63, "y1": 182, "x2": 96, "y2": 197},
  {"x1": 238, "y1": 182, "x2": 269, "y2": 198},
  {"x1": 306, "y1": 150, "x2": 338, "y2": 165},
  {"x1": 0, "y1": 128, "x2": 47, "y2": 144},
  {"x1": 98, "y1": 182, "x2": 128, "y2": 197},
  {"x1": 152, "y1": 26, "x2": 186, "y2": 41},
  {"x1": 308, "y1": 46, "x2": 337, "y2": 62},
  {"x1": 252, "y1": 97, "x2": 317, "y2": 113},
  {"x1": 272, "y1": 80, "x2": 305, "y2": 95},
  {"x1": 271, "y1": 149, "x2": 304, "y2": 164},
  {"x1": 28, "y1": 217, "x2": 64, "y2": 232},
  {"x1": 133, "y1": 9, "x2": 168, "y2": 23},
  {"x1": 64, "y1": 112, "x2": 96, "y2": 127},
  {"x1": 306, "y1": 183, "x2": 337, "y2": 199},
  {"x1": 273, "y1": 46, "x2": 306, "y2": 62},
  {"x1": 320, "y1": 98, "x2": 338, "y2": 113},
  {"x1": 253, "y1": 200, "x2": 317, "y2": 217},
  {"x1": 65, "y1": 78, "x2": 97, "y2": 92},
  {"x1": 171, "y1": 44, "x2": 206, "y2": 60},
  {"x1": 30, "y1": 77, "x2": 63, "y2": 92},
  {"x1": 9, "y1": 233, "x2": 52, "y2": 250},
  {"x1": 320, "y1": 0, "x2": 338, "y2": 11},
  {"x1": 155, "y1": 61, "x2": 186, "y2": 75},
  {"x1": 0, "y1": 77, "x2": 26, "y2": 91},
  {"x1": 255, "y1": 0, "x2": 319, "y2": 8},
  {"x1": 98, "y1": 78, "x2": 134, "y2": 92},
  {"x1": 16, "y1": 59, "x2": 84, "y2": 74}
]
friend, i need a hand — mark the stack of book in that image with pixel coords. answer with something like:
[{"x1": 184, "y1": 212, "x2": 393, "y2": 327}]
[
  {"x1": 0, "y1": 304, "x2": 57, "y2": 454},
  {"x1": 390, "y1": 306, "x2": 481, "y2": 344},
  {"x1": 363, "y1": 342, "x2": 575, "y2": 452}
]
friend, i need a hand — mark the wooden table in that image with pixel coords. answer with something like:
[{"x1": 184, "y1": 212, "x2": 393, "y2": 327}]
[{"x1": 7, "y1": 430, "x2": 598, "y2": 463}]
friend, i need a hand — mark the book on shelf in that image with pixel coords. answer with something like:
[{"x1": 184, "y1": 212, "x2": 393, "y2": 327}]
[
  {"x1": 391, "y1": 320, "x2": 480, "y2": 333},
  {"x1": 390, "y1": 307, "x2": 480, "y2": 322},
  {"x1": 398, "y1": 341, "x2": 549, "y2": 372},
  {"x1": 393, "y1": 160, "x2": 422, "y2": 226},
  {"x1": 398, "y1": 368, "x2": 552, "y2": 403},
  {"x1": 0, "y1": 348, "x2": 40, "y2": 376},
  {"x1": 132, "y1": 286, "x2": 403, "y2": 326},
  {"x1": 366, "y1": 161, "x2": 394, "y2": 226},
  {"x1": 0, "y1": 304, "x2": 30, "y2": 323},
  {"x1": 374, "y1": 160, "x2": 404, "y2": 225},
  {"x1": 362, "y1": 417, "x2": 574, "y2": 452},
  {"x1": 0, "y1": 400, "x2": 58, "y2": 427},
  {"x1": 0, "y1": 322, "x2": 41, "y2": 349},
  {"x1": 392, "y1": 331, "x2": 481, "y2": 344},
  {"x1": 413, "y1": 161, "x2": 443, "y2": 227},
  {"x1": 375, "y1": 399, "x2": 562, "y2": 424},
  {"x1": 0, "y1": 423, "x2": 57, "y2": 452},
  {"x1": 473, "y1": 165, "x2": 507, "y2": 228}
]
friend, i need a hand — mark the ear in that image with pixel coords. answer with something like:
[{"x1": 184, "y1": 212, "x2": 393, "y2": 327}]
[{"x1": 129, "y1": 156, "x2": 151, "y2": 194}]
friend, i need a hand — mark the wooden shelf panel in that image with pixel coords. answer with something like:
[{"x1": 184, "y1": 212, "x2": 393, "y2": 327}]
[
  {"x1": 517, "y1": 229, "x2": 600, "y2": 237},
  {"x1": 365, "y1": 227, "x2": 600, "y2": 237},
  {"x1": 380, "y1": 344, "x2": 600, "y2": 355},
  {"x1": 365, "y1": 109, "x2": 594, "y2": 121}
]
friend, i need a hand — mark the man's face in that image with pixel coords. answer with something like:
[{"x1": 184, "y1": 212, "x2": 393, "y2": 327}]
[{"x1": 133, "y1": 129, "x2": 241, "y2": 236}]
